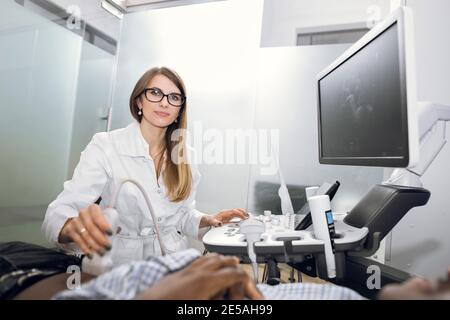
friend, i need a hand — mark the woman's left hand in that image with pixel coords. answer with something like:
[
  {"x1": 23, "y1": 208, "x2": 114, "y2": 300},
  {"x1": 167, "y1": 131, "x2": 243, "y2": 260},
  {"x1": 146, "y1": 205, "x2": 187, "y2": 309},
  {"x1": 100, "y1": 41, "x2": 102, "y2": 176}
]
[{"x1": 202, "y1": 208, "x2": 248, "y2": 227}]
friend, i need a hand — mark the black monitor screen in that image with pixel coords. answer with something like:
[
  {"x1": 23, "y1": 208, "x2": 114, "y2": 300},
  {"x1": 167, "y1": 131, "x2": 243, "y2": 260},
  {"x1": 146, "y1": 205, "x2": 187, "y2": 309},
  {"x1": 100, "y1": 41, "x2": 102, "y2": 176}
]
[{"x1": 318, "y1": 22, "x2": 409, "y2": 167}]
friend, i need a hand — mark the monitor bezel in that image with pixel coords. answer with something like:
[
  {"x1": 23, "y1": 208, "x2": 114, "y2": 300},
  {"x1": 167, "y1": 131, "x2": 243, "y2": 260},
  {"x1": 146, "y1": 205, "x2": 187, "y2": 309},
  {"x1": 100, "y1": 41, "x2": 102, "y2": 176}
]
[{"x1": 316, "y1": 7, "x2": 419, "y2": 168}]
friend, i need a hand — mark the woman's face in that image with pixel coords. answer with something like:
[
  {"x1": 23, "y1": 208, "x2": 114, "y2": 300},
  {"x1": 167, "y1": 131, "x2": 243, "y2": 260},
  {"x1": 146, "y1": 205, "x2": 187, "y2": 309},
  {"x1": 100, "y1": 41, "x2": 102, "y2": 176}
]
[{"x1": 137, "y1": 74, "x2": 182, "y2": 129}]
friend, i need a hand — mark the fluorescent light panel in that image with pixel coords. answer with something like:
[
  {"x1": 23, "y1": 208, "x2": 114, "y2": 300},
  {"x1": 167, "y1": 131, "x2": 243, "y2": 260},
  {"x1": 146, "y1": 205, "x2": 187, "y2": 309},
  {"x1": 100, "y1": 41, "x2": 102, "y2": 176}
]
[{"x1": 101, "y1": 0, "x2": 125, "y2": 19}]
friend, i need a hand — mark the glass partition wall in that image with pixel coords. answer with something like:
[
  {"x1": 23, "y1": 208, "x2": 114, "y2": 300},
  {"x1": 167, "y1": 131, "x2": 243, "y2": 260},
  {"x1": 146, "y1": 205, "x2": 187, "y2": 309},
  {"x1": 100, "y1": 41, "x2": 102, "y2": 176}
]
[{"x1": 0, "y1": 0, "x2": 116, "y2": 246}]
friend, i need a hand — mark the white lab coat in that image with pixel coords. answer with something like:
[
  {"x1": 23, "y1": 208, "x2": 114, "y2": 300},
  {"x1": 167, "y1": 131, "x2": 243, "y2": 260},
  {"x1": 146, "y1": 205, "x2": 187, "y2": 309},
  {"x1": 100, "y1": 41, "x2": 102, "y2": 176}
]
[{"x1": 42, "y1": 121, "x2": 206, "y2": 265}]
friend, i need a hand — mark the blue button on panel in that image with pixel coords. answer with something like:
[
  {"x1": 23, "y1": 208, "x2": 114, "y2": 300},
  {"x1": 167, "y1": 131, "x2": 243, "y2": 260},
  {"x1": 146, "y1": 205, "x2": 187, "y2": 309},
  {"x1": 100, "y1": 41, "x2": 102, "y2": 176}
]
[{"x1": 326, "y1": 211, "x2": 334, "y2": 225}]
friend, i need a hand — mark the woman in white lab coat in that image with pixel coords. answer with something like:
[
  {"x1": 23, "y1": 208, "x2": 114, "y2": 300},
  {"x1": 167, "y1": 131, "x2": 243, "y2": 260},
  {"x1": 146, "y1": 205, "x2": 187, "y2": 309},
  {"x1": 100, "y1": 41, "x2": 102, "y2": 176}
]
[{"x1": 42, "y1": 67, "x2": 247, "y2": 264}]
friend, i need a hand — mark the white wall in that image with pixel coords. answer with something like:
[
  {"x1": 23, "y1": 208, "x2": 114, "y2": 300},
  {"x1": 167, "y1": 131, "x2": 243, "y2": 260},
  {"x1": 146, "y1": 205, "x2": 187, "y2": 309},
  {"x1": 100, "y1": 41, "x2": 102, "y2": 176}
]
[
  {"x1": 261, "y1": 0, "x2": 391, "y2": 47},
  {"x1": 386, "y1": 0, "x2": 450, "y2": 278},
  {"x1": 109, "y1": 0, "x2": 263, "y2": 215}
]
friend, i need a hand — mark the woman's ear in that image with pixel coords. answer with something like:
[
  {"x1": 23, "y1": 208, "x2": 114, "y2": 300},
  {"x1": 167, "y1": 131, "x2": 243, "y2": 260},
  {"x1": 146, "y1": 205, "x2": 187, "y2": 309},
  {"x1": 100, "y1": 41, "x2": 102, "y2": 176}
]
[{"x1": 136, "y1": 97, "x2": 143, "y2": 109}]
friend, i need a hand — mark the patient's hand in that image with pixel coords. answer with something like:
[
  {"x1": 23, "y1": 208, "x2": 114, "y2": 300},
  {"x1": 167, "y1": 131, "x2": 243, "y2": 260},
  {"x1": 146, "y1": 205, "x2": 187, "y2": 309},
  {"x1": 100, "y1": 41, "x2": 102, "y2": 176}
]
[
  {"x1": 136, "y1": 253, "x2": 264, "y2": 300},
  {"x1": 201, "y1": 209, "x2": 248, "y2": 227},
  {"x1": 379, "y1": 268, "x2": 450, "y2": 300}
]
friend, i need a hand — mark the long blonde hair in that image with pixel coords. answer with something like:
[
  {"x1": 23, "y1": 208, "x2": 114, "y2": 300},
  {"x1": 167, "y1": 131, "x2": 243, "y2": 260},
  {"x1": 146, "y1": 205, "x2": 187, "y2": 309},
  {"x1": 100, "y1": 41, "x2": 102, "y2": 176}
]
[{"x1": 129, "y1": 67, "x2": 192, "y2": 202}]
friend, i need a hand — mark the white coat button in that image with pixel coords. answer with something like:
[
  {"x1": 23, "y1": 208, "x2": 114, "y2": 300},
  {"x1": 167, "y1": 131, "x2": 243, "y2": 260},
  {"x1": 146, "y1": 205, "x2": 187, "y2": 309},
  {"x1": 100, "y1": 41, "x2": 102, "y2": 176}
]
[
  {"x1": 157, "y1": 217, "x2": 162, "y2": 222},
  {"x1": 157, "y1": 189, "x2": 162, "y2": 194}
]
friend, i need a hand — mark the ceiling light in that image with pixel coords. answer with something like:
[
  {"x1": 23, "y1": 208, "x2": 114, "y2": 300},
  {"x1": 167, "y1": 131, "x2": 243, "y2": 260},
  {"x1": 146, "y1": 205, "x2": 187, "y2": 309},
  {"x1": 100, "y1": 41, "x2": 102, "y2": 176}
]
[{"x1": 101, "y1": 0, "x2": 127, "y2": 19}]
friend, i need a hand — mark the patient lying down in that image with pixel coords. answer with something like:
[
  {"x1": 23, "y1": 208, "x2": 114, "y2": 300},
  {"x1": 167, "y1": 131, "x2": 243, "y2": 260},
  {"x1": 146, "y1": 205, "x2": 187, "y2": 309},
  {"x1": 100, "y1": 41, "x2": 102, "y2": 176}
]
[{"x1": 13, "y1": 249, "x2": 450, "y2": 300}]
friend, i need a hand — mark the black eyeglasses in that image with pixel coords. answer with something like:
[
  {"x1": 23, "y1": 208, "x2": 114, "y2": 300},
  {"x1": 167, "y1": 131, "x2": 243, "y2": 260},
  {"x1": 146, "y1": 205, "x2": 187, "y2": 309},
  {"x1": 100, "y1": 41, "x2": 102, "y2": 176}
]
[{"x1": 140, "y1": 87, "x2": 186, "y2": 107}]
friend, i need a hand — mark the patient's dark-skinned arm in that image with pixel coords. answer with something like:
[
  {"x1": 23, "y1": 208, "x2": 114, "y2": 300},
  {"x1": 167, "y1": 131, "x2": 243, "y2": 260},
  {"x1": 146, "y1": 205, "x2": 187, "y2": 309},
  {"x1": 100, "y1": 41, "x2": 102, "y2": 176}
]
[
  {"x1": 14, "y1": 272, "x2": 96, "y2": 300},
  {"x1": 136, "y1": 253, "x2": 264, "y2": 300},
  {"x1": 378, "y1": 268, "x2": 450, "y2": 300},
  {"x1": 14, "y1": 254, "x2": 263, "y2": 300}
]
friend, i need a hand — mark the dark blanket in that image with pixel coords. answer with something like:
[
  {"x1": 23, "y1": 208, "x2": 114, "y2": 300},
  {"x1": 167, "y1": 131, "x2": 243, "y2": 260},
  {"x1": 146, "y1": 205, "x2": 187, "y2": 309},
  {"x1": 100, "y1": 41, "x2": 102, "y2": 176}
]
[{"x1": 0, "y1": 241, "x2": 80, "y2": 299}]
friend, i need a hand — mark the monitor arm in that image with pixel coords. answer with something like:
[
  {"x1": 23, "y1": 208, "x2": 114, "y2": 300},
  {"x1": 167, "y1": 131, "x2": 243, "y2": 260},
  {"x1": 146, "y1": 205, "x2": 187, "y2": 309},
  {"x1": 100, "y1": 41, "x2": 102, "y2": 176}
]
[{"x1": 384, "y1": 101, "x2": 450, "y2": 187}]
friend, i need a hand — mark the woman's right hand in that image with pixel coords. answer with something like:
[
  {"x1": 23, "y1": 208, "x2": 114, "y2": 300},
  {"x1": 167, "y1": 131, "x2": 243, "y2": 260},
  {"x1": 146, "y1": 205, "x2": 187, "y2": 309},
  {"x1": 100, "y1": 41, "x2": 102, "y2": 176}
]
[{"x1": 58, "y1": 204, "x2": 113, "y2": 258}]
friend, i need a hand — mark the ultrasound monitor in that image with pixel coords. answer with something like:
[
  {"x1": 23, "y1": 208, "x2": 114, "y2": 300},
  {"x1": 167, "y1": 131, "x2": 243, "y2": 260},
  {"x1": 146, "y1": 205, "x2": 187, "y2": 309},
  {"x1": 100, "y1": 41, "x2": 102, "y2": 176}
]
[{"x1": 316, "y1": 7, "x2": 419, "y2": 168}]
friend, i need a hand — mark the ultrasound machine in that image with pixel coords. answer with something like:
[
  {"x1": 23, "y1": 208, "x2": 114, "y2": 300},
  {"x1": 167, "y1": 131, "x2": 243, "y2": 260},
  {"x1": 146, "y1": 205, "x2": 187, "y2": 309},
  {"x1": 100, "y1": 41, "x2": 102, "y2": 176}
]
[{"x1": 202, "y1": 7, "x2": 450, "y2": 297}]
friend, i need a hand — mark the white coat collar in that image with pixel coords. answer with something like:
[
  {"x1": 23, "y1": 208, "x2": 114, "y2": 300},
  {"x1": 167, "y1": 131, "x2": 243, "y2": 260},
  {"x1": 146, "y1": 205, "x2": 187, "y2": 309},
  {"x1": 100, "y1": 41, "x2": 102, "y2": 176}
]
[{"x1": 113, "y1": 121, "x2": 150, "y2": 158}]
